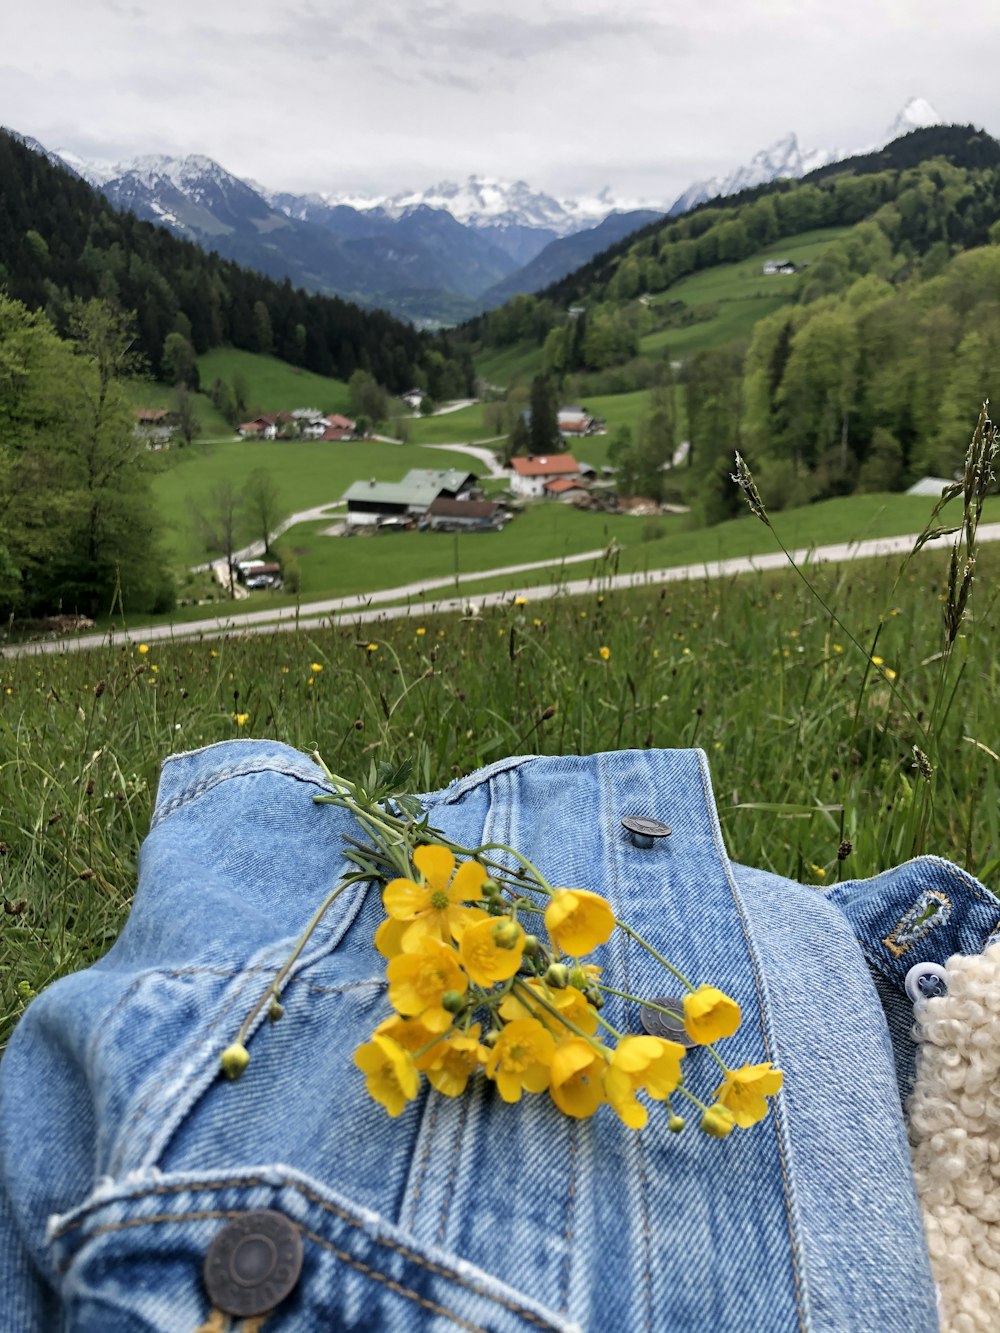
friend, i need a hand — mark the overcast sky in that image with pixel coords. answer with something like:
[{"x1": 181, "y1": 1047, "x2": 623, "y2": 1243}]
[{"x1": 2, "y1": 1, "x2": 997, "y2": 203}]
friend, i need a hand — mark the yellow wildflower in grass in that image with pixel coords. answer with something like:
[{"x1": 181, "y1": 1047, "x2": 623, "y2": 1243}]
[
  {"x1": 416, "y1": 627, "x2": 426, "y2": 636},
  {"x1": 871, "y1": 655, "x2": 884, "y2": 666},
  {"x1": 533, "y1": 618, "x2": 542, "y2": 628},
  {"x1": 210, "y1": 649, "x2": 218, "y2": 658},
  {"x1": 549, "y1": 1039, "x2": 605, "y2": 1119},
  {"x1": 544, "y1": 888, "x2": 615, "y2": 957},
  {"x1": 310, "y1": 662, "x2": 324, "y2": 673},
  {"x1": 354, "y1": 1034, "x2": 420, "y2": 1117},
  {"x1": 233, "y1": 712, "x2": 250, "y2": 727},
  {"x1": 386, "y1": 939, "x2": 467, "y2": 1032},
  {"x1": 832, "y1": 643, "x2": 843, "y2": 654},
  {"x1": 483, "y1": 1018, "x2": 555, "y2": 1102},
  {"x1": 714, "y1": 1061, "x2": 784, "y2": 1128},
  {"x1": 459, "y1": 915, "x2": 525, "y2": 986},
  {"x1": 885, "y1": 668, "x2": 897, "y2": 682},
  {"x1": 700, "y1": 1104, "x2": 736, "y2": 1138},
  {"x1": 367, "y1": 643, "x2": 378, "y2": 652},
  {"x1": 499, "y1": 981, "x2": 599, "y2": 1037},
  {"x1": 137, "y1": 643, "x2": 149, "y2": 655},
  {"x1": 514, "y1": 596, "x2": 528, "y2": 606},
  {"x1": 382, "y1": 845, "x2": 487, "y2": 948},
  {"x1": 307, "y1": 676, "x2": 314, "y2": 687},
  {"x1": 683, "y1": 984, "x2": 741, "y2": 1045},
  {"x1": 604, "y1": 1035, "x2": 685, "y2": 1129},
  {"x1": 599, "y1": 646, "x2": 611, "y2": 661},
  {"x1": 425, "y1": 1026, "x2": 487, "y2": 1097}
]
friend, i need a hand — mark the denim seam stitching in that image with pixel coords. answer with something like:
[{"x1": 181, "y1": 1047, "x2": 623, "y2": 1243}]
[
  {"x1": 602, "y1": 753, "x2": 653, "y2": 1333},
  {"x1": 404, "y1": 1090, "x2": 441, "y2": 1233},
  {"x1": 696, "y1": 753, "x2": 809, "y2": 1333},
  {"x1": 151, "y1": 762, "x2": 332, "y2": 826},
  {"x1": 436, "y1": 1089, "x2": 469, "y2": 1246},
  {"x1": 52, "y1": 1186, "x2": 566, "y2": 1329}
]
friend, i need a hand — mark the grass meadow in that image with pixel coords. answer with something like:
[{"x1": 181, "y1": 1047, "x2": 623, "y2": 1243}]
[
  {"x1": 196, "y1": 348, "x2": 353, "y2": 416},
  {"x1": 2, "y1": 523, "x2": 998, "y2": 1046}
]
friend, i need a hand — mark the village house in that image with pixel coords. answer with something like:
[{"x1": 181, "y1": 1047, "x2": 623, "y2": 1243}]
[
  {"x1": 424, "y1": 498, "x2": 505, "y2": 531},
  {"x1": 319, "y1": 414, "x2": 357, "y2": 441},
  {"x1": 341, "y1": 467, "x2": 477, "y2": 527},
  {"x1": 762, "y1": 259, "x2": 800, "y2": 275},
  {"x1": 544, "y1": 476, "x2": 591, "y2": 503},
  {"x1": 238, "y1": 415, "x2": 279, "y2": 440},
  {"x1": 509, "y1": 454, "x2": 580, "y2": 499}
]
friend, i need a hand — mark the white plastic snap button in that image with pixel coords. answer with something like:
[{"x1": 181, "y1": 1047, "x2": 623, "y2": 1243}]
[{"x1": 904, "y1": 961, "x2": 948, "y2": 1003}]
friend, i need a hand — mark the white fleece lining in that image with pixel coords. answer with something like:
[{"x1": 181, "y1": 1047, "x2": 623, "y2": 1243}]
[{"x1": 909, "y1": 941, "x2": 1000, "y2": 1331}]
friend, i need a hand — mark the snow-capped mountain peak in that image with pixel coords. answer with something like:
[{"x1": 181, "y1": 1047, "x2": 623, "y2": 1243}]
[{"x1": 883, "y1": 97, "x2": 942, "y2": 142}]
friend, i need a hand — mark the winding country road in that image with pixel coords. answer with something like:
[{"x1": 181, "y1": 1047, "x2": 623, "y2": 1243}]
[{"x1": 6, "y1": 523, "x2": 998, "y2": 657}]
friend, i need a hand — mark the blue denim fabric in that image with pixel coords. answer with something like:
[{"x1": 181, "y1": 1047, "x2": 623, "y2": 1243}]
[{"x1": 1, "y1": 740, "x2": 996, "y2": 1331}]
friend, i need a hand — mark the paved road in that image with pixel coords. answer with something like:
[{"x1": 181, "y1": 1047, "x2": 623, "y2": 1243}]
[{"x1": 7, "y1": 523, "x2": 998, "y2": 658}]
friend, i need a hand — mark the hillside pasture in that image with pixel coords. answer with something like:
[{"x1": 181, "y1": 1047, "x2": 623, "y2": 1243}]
[
  {"x1": 196, "y1": 348, "x2": 353, "y2": 415},
  {"x1": 404, "y1": 403, "x2": 498, "y2": 445},
  {"x1": 151, "y1": 438, "x2": 483, "y2": 565}
]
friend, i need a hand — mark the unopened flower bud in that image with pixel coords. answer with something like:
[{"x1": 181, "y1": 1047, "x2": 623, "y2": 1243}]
[
  {"x1": 220, "y1": 1043, "x2": 250, "y2": 1080},
  {"x1": 668, "y1": 1114, "x2": 686, "y2": 1133},
  {"x1": 568, "y1": 967, "x2": 588, "y2": 989},
  {"x1": 700, "y1": 1105, "x2": 735, "y2": 1138},
  {"x1": 482, "y1": 878, "x2": 501, "y2": 898},
  {"x1": 491, "y1": 920, "x2": 521, "y2": 949},
  {"x1": 268, "y1": 999, "x2": 285, "y2": 1022},
  {"x1": 523, "y1": 934, "x2": 540, "y2": 956},
  {"x1": 545, "y1": 963, "x2": 569, "y2": 988},
  {"x1": 442, "y1": 989, "x2": 465, "y2": 1013},
  {"x1": 482, "y1": 1030, "x2": 499, "y2": 1047},
  {"x1": 585, "y1": 987, "x2": 604, "y2": 1010}
]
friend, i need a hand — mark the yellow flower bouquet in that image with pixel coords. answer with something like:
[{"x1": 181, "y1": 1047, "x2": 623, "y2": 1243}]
[{"x1": 221, "y1": 755, "x2": 782, "y2": 1138}]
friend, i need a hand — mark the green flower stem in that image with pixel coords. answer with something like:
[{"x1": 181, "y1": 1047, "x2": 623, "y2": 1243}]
[
  {"x1": 235, "y1": 872, "x2": 370, "y2": 1047},
  {"x1": 674, "y1": 1083, "x2": 712, "y2": 1114},
  {"x1": 614, "y1": 921, "x2": 698, "y2": 993}
]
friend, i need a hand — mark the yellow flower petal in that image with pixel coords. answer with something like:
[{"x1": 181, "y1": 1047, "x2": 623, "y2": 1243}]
[
  {"x1": 354, "y1": 1034, "x2": 420, "y2": 1117},
  {"x1": 550, "y1": 1039, "x2": 605, "y2": 1119},
  {"x1": 483, "y1": 1019, "x2": 555, "y2": 1102},
  {"x1": 413, "y1": 843, "x2": 455, "y2": 894},
  {"x1": 714, "y1": 1061, "x2": 783, "y2": 1128},
  {"x1": 544, "y1": 888, "x2": 615, "y2": 957},
  {"x1": 683, "y1": 985, "x2": 741, "y2": 1045},
  {"x1": 383, "y1": 876, "x2": 430, "y2": 921},
  {"x1": 459, "y1": 916, "x2": 525, "y2": 986}
]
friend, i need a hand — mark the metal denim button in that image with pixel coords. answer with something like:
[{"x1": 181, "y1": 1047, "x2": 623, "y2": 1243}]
[
  {"x1": 204, "y1": 1210, "x2": 303, "y2": 1318},
  {"x1": 639, "y1": 995, "x2": 696, "y2": 1047},
  {"x1": 904, "y1": 961, "x2": 948, "y2": 1003},
  {"x1": 622, "y1": 816, "x2": 672, "y2": 849}
]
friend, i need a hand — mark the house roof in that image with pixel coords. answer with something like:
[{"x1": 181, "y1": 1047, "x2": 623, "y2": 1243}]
[
  {"x1": 401, "y1": 467, "x2": 475, "y2": 492},
  {"x1": 321, "y1": 427, "x2": 350, "y2": 441},
  {"x1": 428, "y1": 498, "x2": 499, "y2": 519},
  {"x1": 326, "y1": 414, "x2": 354, "y2": 429},
  {"x1": 134, "y1": 407, "x2": 168, "y2": 422},
  {"x1": 511, "y1": 454, "x2": 579, "y2": 477},
  {"x1": 544, "y1": 477, "x2": 588, "y2": 494},
  {"x1": 343, "y1": 478, "x2": 447, "y2": 508}
]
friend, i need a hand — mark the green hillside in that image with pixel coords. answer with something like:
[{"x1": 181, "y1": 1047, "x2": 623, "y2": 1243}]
[{"x1": 197, "y1": 349, "x2": 352, "y2": 416}]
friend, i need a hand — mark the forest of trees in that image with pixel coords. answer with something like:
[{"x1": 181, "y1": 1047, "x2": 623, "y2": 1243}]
[
  {"x1": 0, "y1": 132, "x2": 474, "y2": 400},
  {"x1": 0, "y1": 295, "x2": 173, "y2": 619}
]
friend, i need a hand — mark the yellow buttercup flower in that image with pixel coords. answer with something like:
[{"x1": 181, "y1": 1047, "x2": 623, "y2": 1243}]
[
  {"x1": 373, "y1": 916, "x2": 408, "y2": 959},
  {"x1": 604, "y1": 1035, "x2": 685, "y2": 1129},
  {"x1": 544, "y1": 888, "x2": 615, "y2": 957},
  {"x1": 354, "y1": 1034, "x2": 420, "y2": 1117},
  {"x1": 483, "y1": 1018, "x2": 555, "y2": 1102},
  {"x1": 599, "y1": 645, "x2": 611, "y2": 661},
  {"x1": 416, "y1": 627, "x2": 426, "y2": 636},
  {"x1": 549, "y1": 1039, "x2": 605, "y2": 1119},
  {"x1": 382, "y1": 845, "x2": 487, "y2": 947},
  {"x1": 459, "y1": 916, "x2": 525, "y2": 986},
  {"x1": 499, "y1": 981, "x2": 598, "y2": 1037},
  {"x1": 310, "y1": 662, "x2": 324, "y2": 672},
  {"x1": 233, "y1": 712, "x2": 249, "y2": 726},
  {"x1": 683, "y1": 984, "x2": 741, "y2": 1044},
  {"x1": 425, "y1": 1026, "x2": 487, "y2": 1097},
  {"x1": 386, "y1": 939, "x2": 467, "y2": 1032},
  {"x1": 714, "y1": 1061, "x2": 784, "y2": 1128},
  {"x1": 137, "y1": 643, "x2": 149, "y2": 655}
]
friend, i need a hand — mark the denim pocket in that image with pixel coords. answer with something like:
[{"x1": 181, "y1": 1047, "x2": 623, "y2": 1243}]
[{"x1": 49, "y1": 1166, "x2": 574, "y2": 1332}]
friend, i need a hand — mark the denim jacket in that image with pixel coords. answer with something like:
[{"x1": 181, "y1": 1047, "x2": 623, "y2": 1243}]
[{"x1": 2, "y1": 740, "x2": 998, "y2": 1332}]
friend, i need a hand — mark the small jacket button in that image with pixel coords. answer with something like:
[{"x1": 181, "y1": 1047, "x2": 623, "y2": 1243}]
[
  {"x1": 904, "y1": 961, "x2": 948, "y2": 1003},
  {"x1": 204, "y1": 1210, "x2": 303, "y2": 1318},
  {"x1": 621, "y1": 816, "x2": 672, "y2": 849}
]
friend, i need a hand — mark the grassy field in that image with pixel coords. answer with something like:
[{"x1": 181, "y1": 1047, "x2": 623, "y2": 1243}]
[
  {"x1": 145, "y1": 489, "x2": 1000, "y2": 619},
  {"x1": 475, "y1": 340, "x2": 544, "y2": 388},
  {"x1": 124, "y1": 379, "x2": 234, "y2": 438},
  {"x1": 405, "y1": 404, "x2": 498, "y2": 445},
  {"x1": 3, "y1": 522, "x2": 997, "y2": 1046},
  {"x1": 150, "y1": 438, "x2": 483, "y2": 565},
  {"x1": 639, "y1": 228, "x2": 852, "y2": 360},
  {"x1": 197, "y1": 348, "x2": 352, "y2": 415}
]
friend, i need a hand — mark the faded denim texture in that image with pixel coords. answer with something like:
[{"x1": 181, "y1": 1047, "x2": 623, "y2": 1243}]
[{"x1": 2, "y1": 739, "x2": 998, "y2": 1331}]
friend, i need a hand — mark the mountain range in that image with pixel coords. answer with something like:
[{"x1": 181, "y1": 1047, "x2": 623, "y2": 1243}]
[{"x1": 9, "y1": 99, "x2": 943, "y2": 325}]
